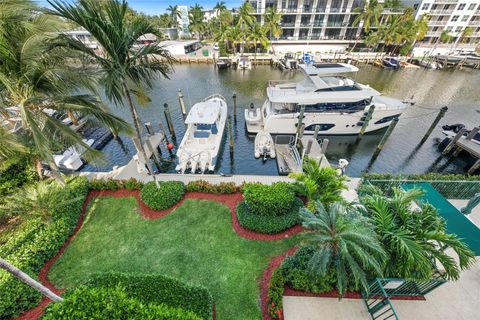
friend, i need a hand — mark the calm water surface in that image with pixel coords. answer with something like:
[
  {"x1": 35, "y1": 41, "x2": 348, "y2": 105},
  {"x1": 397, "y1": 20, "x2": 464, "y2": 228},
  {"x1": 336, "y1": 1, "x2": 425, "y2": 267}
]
[{"x1": 82, "y1": 65, "x2": 480, "y2": 177}]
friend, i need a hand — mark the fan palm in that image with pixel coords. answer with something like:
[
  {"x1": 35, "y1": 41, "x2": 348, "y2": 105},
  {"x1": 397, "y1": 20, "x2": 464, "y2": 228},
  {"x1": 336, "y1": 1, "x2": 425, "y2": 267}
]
[
  {"x1": 360, "y1": 185, "x2": 475, "y2": 280},
  {"x1": 300, "y1": 201, "x2": 386, "y2": 296},
  {"x1": 47, "y1": 0, "x2": 175, "y2": 186},
  {"x1": 189, "y1": 4, "x2": 206, "y2": 40},
  {"x1": 0, "y1": 0, "x2": 130, "y2": 184},
  {"x1": 247, "y1": 23, "x2": 269, "y2": 67}
]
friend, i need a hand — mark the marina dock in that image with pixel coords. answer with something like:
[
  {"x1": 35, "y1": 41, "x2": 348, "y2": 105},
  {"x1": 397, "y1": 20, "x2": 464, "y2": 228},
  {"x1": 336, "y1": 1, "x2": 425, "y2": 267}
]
[{"x1": 442, "y1": 127, "x2": 480, "y2": 174}]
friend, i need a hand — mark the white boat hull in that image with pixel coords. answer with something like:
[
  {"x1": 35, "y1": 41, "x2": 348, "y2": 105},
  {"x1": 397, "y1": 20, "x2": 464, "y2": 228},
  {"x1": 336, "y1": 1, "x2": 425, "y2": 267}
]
[{"x1": 254, "y1": 130, "x2": 276, "y2": 159}]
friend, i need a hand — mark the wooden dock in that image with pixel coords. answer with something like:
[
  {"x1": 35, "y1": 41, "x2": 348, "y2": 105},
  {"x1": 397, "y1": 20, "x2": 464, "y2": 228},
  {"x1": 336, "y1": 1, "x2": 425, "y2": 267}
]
[{"x1": 442, "y1": 127, "x2": 480, "y2": 174}]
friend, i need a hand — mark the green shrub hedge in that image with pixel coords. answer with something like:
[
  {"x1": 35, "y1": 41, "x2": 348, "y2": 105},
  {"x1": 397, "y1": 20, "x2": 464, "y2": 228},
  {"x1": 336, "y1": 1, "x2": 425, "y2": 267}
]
[
  {"x1": 267, "y1": 267, "x2": 285, "y2": 319},
  {"x1": 140, "y1": 181, "x2": 185, "y2": 210},
  {"x1": 84, "y1": 272, "x2": 213, "y2": 320},
  {"x1": 42, "y1": 286, "x2": 201, "y2": 320},
  {"x1": 89, "y1": 178, "x2": 143, "y2": 191},
  {"x1": 0, "y1": 177, "x2": 89, "y2": 320},
  {"x1": 186, "y1": 180, "x2": 239, "y2": 194},
  {"x1": 236, "y1": 200, "x2": 302, "y2": 234},
  {"x1": 242, "y1": 182, "x2": 296, "y2": 216}
]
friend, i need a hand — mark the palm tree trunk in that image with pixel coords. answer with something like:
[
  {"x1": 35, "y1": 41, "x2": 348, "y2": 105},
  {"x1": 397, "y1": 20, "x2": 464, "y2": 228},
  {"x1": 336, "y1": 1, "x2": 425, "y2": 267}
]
[
  {"x1": 0, "y1": 258, "x2": 64, "y2": 302},
  {"x1": 123, "y1": 83, "x2": 160, "y2": 187},
  {"x1": 35, "y1": 158, "x2": 43, "y2": 179},
  {"x1": 66, "y1": 111, "x2": 78, "y2": 126},
  {"x1": 48, "y1": 161, "x2": 65, "y2": 186}
]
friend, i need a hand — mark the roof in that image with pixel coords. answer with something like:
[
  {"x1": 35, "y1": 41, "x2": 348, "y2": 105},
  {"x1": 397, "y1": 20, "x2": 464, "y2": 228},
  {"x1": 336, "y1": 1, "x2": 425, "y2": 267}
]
[
  {"x1": 185, "y1": 101, "x2": 220, "y2": 124},
  {"x1": 138, "y1": 33, "x2": 157, "y2": 41},
  {"x1": 300, "y1": 63, "x2": 359, "y2": 76},
  {"x1": 160, "y1": 40, "x2": 200, "y2": 47}
]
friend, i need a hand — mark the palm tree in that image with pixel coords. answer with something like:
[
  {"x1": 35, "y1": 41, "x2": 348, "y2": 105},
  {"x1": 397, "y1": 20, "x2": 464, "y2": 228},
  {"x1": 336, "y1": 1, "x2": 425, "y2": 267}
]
[
  {"x1": 264, "y1": 6, "x2": 283, "y2": 41},
  {"x1": 188, "y1": 4, "x2": 206, "y2": 40},
  {"x1": 213, "y1": 1, "x2": 227, "y2": 15},
  {"x1": 360, "y1": 185, "x2": 475, "y2": 280},
  {"x1": 247, "y1": 23, "x2": 269, "y2": 67},
  {"x1": 353, "y1": 0, "x2": 383, "y2": 34},
  {"x1": 289, "y1": 158, "x2": 347, "y2": 210},
  {"x1": 236, "y1": 2, "x2": 255, "y2": 54},
  {"x1": 47, "y1": 0, "x2": 174, "y2": 187},
  {"x1": 0, "y1": 127, "x2": 26, "y2": 161},
  {"x1": 1, "y1": 0, "x2": 130, "y2": 184},
  {"x1": 453, "y1": 26, "x2": 473, "y2": 51},
  {"x1": 167, "y1": 4, "x2": 181, "y2": 30},
  {"x1": 226, "y1": 26, "x2": 242, "y2": 54},
  {"x1": 300, "y1": 201, "x2": 386, "y2": 296}
]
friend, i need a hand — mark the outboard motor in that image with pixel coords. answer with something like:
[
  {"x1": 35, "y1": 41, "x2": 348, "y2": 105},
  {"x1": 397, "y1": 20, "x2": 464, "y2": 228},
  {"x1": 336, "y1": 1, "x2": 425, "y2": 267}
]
[{"x1": 442, "y1": 123, "x2": 465, "y2": 133}]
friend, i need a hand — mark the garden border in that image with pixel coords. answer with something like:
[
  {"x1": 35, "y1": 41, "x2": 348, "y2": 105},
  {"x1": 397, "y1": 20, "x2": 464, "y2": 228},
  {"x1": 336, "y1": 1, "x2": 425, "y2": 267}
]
[{"x1": 14, "y1": 189, "x2": 304, "y2": 320}]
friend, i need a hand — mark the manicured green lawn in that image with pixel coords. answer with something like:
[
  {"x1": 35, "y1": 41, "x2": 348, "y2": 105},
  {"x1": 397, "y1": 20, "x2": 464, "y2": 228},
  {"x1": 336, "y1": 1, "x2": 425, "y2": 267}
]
[{"x1": 49, "y1": 197, "x2": 298, "y2": 319}]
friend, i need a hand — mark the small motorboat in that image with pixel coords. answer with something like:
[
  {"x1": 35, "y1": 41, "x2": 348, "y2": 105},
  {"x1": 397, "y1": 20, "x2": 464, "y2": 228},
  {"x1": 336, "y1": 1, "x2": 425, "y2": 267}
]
[
  {"x1": 175, "y1": 94, "x2": 227, "y2": 173},
  {"x1": 442, "y1": 124, "x2": 480, "y2": 145},
  {"x1": 254, "y1": 130, "x2": 275, "y2": 161},
  {"x1": 382, "y1": 57, "x2": 401, "y2": 69},
  {"x1": 216, "y1": 59, "x2": 230, "y2": 69},
  {"x1": 53, "y1": 138, "x2": 94, "y2": 171},
  {"x1": 238, "y1": 56, "x2": 251, "y2": 70}
]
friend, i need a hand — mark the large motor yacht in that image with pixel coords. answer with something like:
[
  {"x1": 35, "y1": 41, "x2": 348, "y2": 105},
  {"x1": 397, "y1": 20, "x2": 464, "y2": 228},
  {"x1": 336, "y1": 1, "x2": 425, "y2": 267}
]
[{"x1": 245, "y1": 63, "x2": 410, "y2": 135}]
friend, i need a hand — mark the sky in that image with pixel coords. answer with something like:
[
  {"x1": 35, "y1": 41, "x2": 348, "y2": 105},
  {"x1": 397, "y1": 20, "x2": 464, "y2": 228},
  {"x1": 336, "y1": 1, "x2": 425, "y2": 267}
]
[{"x1": 38, "y1": 1, "x2": 244, "y2": 15}]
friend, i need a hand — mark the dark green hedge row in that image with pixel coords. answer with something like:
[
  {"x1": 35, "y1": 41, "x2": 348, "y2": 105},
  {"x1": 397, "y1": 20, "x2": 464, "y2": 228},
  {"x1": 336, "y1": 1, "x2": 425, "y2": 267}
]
[
  {"x1": 0, "y1": 177, "x2": 89, "y2": 320},
  {"x1": 236, "y1": 200, "x2": 302, "y2": 234},
  {"x1": 89, "y1": 178, "x2": 143, "y2": 191},
  {"x1": 42, "y1": 285, "x2": 201, "y2": 320},
  {"x1": 140, "y1": 181, "x2": 185, "y2": 210},
  {"x1": 186, "y1": 180, "x2": 239, "y2": 194},
  {"x1": 242, "y1": 182, "x2": 296, "y2": 217},
  {"x1": 83, "y1": 272, "x2": 213, "y2": 320}
]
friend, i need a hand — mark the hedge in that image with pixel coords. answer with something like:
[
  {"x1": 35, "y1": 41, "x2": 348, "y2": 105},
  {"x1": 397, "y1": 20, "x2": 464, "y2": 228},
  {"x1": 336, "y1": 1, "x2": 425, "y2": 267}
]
[
  {"x1": 83, "y1": 272, "x2": 213, "y2": 320},
  {"x1": 0, "y1": 177, "x2": 89, "y2": 320},
  {"x1": 236, "y1": 200, "x2": 302, "y2": 234},
  {"x1": 267, "y1": 267, "x2": 285, "y2": 319},
  {"x1": 186, "y1": 180, "x2": 239, "y2": 194},
  {"x1": 89, "y1": 178, "x2": 143, "y2": 191},
  {"x1": 42, "y1": 286, "x2": 201, "y2": 320},
  {"x1": 242, "y1": 182, "x2": 296, "y2": 216},
  {"x1": 140, "y1": 181, "x2": 185, "y2": 210}
]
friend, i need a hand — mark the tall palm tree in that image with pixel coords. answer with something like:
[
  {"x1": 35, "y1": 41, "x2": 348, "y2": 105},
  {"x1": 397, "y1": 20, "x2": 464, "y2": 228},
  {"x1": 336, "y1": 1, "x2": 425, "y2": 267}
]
[
  {"x1": 236, "y1": 2, "x2": 255, "y2": 54},
  {"x1": 188, "y1": 3, "x2": 206, "y2": 40},
  {"x1": 167, "y1": 4, "x2": 181, "y2": 30},
  {"x1": 453, "y1": 26, "x2": 473, "y2": 51},
  {"x1": 300, "y1": 201, "x2": 386, "y2": 296},
  {"x1": 247, "y1": 23, "x2": 269, "y2": 67},
  {"x1": 213, "y1": 1, "x2": 227, "y2": 15},
  {"x1": 263, "y1": 6, "x2": 283, "y2": 41},
  {"x1": 47, "y1": 0, "x2": 174, "y2": 186},
  {"x1": 351, "y1": 0, "x2": 384, "y2": 52},
  {"x1": 360, "y1": 185, "x2": 475, "y2": 280},
  {"x1": 226, "y1": 26, "x2": 242, "y2": 54},
  {"x1": 0, "y1": 0, "x2": 130, "y2": 184}
]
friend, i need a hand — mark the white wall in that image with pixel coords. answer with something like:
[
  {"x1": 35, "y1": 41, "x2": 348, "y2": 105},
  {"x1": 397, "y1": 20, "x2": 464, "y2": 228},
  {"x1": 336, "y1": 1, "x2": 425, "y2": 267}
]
[{"x1": 271, "y1": 43, "x2": 350, "y2": 54}]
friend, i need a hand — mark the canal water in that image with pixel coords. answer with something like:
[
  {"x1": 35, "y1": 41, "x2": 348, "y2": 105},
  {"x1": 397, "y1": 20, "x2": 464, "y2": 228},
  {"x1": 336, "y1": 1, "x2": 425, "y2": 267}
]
[{"x1": 82, "y1": 64, "x2": 480, "y2": 177}]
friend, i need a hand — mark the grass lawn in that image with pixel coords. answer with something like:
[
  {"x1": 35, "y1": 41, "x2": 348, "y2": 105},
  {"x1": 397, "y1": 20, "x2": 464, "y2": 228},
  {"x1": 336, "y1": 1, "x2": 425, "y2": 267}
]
[{"x1": 49, "y1": 197, "x2": 298, "y2": 319}]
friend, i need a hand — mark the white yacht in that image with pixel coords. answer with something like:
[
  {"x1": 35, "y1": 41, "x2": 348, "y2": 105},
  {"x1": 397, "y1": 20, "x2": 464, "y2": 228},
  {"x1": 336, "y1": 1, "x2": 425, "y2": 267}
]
[
  {"x1": 245, "y1": 63, "x2": 410, "y2": 135},
  {"x1": 175, "y1": 95, "x2": 227, "y2": 173}
]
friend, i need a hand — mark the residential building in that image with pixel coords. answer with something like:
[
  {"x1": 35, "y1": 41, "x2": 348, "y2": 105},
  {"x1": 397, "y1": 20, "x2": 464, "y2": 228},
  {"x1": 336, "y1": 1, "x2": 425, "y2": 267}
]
[{"x1": 177, "y1": 6, "x2": 191, "y2": 37}]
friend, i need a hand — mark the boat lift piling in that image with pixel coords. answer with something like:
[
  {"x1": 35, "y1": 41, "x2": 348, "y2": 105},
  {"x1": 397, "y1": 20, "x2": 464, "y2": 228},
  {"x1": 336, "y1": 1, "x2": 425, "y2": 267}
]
[
  {"x1": 359, "y1": 103, "x2": 375, "y2": 136},
  {"x1": 228, "y1": 115, "x2": 234, "y2": 155},
  {"x1": 232, "y1": 91, "x2": 237, "y2": 121},
  {"x1": 313, "y1": 125, "x2": 320, "y2": 140},
  {"x1": 178, "y1": 89, "x2": 187, "y2": 117},
  {"x1": 158, "y1": 123, "x2": 174, "y2": 156},
  {"x1": 420, "y1": 106, "x2": 448, "y2": 145},
  {"x1": 371, "y1": 117, "x2": 400, "y2": 159},
  {"x1": 163, "y1": 103, "x2": 177, "y2": 142},
  {"x1": 145, "y1": 122, "x2": 163, "y2": 156},
  {"x1": 294, "y1": 105, "x2": 306, "y2": 146}
]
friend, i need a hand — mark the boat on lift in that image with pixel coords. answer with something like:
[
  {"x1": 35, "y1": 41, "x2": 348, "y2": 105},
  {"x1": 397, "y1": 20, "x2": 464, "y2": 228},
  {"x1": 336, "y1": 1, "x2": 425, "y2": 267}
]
[
  {"x1": 254, "y1": 130, "x2": 276, "y2": 161},
  {"x1": 245, "y1": 63, "x2": 410, "y2": 135},
  {"x1": 238, "y1": 56, "x2": 252, "y2": 70},
  {"x1": 175, "y1": 95, "x2": 227, "y2": 173},
  {"x1": 53, "y1": 139, "x2": 94, "y2": 171}
]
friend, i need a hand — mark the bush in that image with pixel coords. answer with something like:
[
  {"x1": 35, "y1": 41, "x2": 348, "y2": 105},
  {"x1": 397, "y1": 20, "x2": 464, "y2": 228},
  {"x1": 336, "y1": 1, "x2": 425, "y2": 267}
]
[
  {"x1": 242, "y1": 182, "x2": 296, "y2": 216},
  {"x1": 236, "y1": 200, "x2": 301, "y2": 234},
  {"x1": 186, "y1": 180, "x2": 238, "y2": 194},
  {"x1": 140, "y1": 181, "x2": 185, "y2": 210},
  {"x1": 267, "y1": 267, "x2": 285, "y2": 319},
  {"x1": 84, "y1": 272, "x2": 213, "y2": 320},
  {"x1": 0, "y1": 157, "x2": 38, "y2": 200},
  {"x1": 89, "y1": 178, "x2": 143, "y2": 191},
  {"x1": 281, "y1": 246, "x2": 336, "y2": 293},
  {"x1": 42, "y1": 286, "x2": 201, "y2": 320},
  {"x1": 0, "y1": 177, "x2": 89, "y2": 320}
]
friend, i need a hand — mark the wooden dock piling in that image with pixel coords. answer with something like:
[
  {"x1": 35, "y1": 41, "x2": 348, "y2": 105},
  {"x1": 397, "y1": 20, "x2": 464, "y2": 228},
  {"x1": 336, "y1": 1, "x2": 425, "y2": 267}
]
[
  {"x1": 227, "y1": 115, "x2": 234, "y2": 154},
  {"x1": 420, "y1": 106, "x2": 448, "y2": 144},
  {"x1": 145, "y1": 122, "x2": 163, "y2": 155},
  {"x1": 372, "y1": 117, "x2": 400, "y2": 158},
  {"x1": 359, "y1": 104, "x2": 375, "y2": 136},
  {"x1": 178, "y1": 89, "x2": 187, "y2": 116},
  {"x1": 232, "y1": 91, "x2": 237, "y2": 120},
  {"x1": 163, "y1": 103, "x2": 176, "y2": 142}
]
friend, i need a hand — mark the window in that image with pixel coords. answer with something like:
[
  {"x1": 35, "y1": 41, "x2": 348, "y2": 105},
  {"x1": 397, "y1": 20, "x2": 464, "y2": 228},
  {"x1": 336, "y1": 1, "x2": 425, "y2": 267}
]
[
  {"x1": 468, "y1": 4, "x2": 476, "y2": 10},
  {"x1": 451, "y1": 15, "x2": 459, "y2": 22},
  {"x1": 456, "y1": 26, "x2": 463, "y2": 32},
  {"x1": 462, "y1": 15, "x2": 470, "y2": 22},
  {"x1": 421, "y1": 3, "x2": 430, "y2": 10},
  {"x1": 446, "y1": 26, "x2": 453, "y2": 32},
  {"x1": 457, "y1": 3, "x2": 466, "y2": 10}
]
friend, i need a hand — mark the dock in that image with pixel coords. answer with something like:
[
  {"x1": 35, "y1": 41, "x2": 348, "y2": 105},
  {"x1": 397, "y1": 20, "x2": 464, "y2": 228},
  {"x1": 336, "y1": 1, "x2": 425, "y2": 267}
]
[{"x1": 442, "y1": 126, "x2": 480, "y2": 174}]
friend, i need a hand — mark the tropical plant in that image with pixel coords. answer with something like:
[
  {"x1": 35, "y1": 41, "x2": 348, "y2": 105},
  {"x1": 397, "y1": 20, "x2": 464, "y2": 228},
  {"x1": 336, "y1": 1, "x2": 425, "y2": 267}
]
[
  {"x1": 47, "y1": 0, "x2": 175, "y2": 186},
  {"x1": 439, "y1": 30, "x2": 453, "y2": 43},
  {"x1": 226, "y1": 26, "x2": 242, "y2": 54},
  {"x1": 289, "y1": 158, "x2": 347, "y2": 210},
  {"x1": 0, "y1": 0, "x2": 130, "y2": 184},
  {"x1": 360, "y1": 185, "x2": 476, "y2": 280},
  {"x1": 236, "y1": 2, "x2": 255, "y2": 54},
  {"x1": 189, "y1": 4, "x2": 206, "y2": 40},
  {"x1": 167, "y1": 4, "x2": 181, "y2": 29},
  {"x1": 300, "y1": 201, "x2": 386, "y2": 296},
  {"x1": 453, "y1": 26, "x2": 474, "y2": 52},
  {"x1": 247, "y1": 23, "x2": 269, "y2": 66},
  {"x1": 264, "y1": 6, "x2": 283, "y2": 41},
  {"x1": 214, "y1": 1, "x2": 227, "y2": 15},
  {"x1": 353, "y1": 0, "x2": 383, "y2": 33}
]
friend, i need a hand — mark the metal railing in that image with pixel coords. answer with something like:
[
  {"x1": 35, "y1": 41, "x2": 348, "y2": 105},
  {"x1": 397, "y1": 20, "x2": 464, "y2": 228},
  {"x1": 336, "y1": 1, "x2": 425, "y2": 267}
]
[
  {"x1": 377, "y1": 278, "x2": 447, "y2": 297},
  {"x1": 362, "y1": 279, "x2": 399, "y2": 320}
]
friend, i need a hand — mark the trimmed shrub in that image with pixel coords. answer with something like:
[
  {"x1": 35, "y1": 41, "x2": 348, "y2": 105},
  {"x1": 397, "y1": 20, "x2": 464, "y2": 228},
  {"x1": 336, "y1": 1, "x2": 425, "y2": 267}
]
[
  {"x1": 268, "y1": 267, "x2": 285, "y2": 319},
  {"x1": 0, "y1": 177, "x2": 89, "y2": 320},
  {"x1": 89, "y1": 178, "x2": 143, "y2": 191},
  {"x1": 140, "y1": 181, "x2": 185, "y2": 210},
  {"x1": 0, "y1": 157, "x2": 38, "y2": 199},
  {"x1": 281, "y1": 246, "x2": 336, "y2": 293},
  {"x1": 42, "y1": 286, "x2": 201, "y2": 320},
  {"x1": 186, "y1": 180, "x2": 239, "y2": 194},
  {"x1": 236, "y1": 200, "x2": 302, "y2": 234},
  {"x1": 242, "y1": 182, "x2": 296, "y2": 216},
  {"x1": 84, "y1": 272, "x2": 213, "y2": 320}
]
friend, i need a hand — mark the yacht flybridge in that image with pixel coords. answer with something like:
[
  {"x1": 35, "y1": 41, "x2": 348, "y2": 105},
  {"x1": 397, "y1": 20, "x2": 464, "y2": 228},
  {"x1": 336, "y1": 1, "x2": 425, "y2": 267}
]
[{"x1": 245, "y1": 63, "x2": 410, "y2": 135}]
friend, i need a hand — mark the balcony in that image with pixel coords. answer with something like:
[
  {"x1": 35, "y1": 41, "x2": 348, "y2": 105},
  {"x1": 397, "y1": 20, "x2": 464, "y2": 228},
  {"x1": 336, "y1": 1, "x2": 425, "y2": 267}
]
[
  {"x1": 429, "y1": 9, "x2": 455, "y2": 14},
  {"x1": 433, "y1": 0, "x2": 458, "y2": 3},
  {"x1": 281, "y1": 22, "x2": 296, "y2": 27},
  {"x1": 468, "y1": 20, "x2": 480, "y2": 26},
  {"x1": 429, "y1": 19, "x2": 448, "y2": 26},
  {"x1": 426, "y1": 31, "x2": 443, "y2": 36}
]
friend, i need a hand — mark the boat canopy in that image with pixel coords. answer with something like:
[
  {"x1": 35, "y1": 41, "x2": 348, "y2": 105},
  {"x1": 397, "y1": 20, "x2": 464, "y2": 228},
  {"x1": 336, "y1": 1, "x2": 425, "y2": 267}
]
[
  {"x1": 185, "y1": 101, "x2": 220, "y2": 124},
  {"x1": 300, "y1": 63, "x2": 359, "y2": 76}
]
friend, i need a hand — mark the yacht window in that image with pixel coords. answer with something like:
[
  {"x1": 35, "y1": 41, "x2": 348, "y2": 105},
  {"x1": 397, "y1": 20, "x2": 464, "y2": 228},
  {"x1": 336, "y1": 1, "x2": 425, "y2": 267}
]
[
  {"x1": 211, "y1": 123, "x2": 218, "y2": 134},
  {"x1": 193, "y1": 131, "x2": 210, "y2": 138},
  {"x1": 304, "y1": 123, "x2": 335, "y2": 131},
  {"x1": 302, "y1": 99, "x2": 370, "y2": 113},
  {"x1": 196, "y1": 124, "x2": 212, "y2": 130},
  {"x1": 374, "y1": 114, "x2": 401, "y2": 124}
]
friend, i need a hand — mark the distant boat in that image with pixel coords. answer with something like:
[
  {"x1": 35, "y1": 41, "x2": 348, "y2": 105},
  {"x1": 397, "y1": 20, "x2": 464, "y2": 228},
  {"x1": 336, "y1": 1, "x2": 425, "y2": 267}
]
[
  {"x1": 238, "y1": 56, "x2": 251, "y2": 70},
  {"x1": 216, "y1": 58, "x2": 230, "y2": 69},
  {"x1": 53, "y1": 139, "x2": 94, "y2": 171},
  {"x1": 175, "y1": 95, "x2": 227, "y2": 173},
  {"x1": 254, "y1": 130, "x2": 275, "y2": 161},
  {"x1": 382, "y1": 57, "x2": 401, "y2": 69}
]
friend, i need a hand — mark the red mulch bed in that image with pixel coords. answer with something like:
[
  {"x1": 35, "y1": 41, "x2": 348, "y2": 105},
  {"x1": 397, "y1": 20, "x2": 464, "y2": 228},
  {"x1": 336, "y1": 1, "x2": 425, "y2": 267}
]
[{"x1": 13, "y1": 189, "x2": 304, "y2": 320}]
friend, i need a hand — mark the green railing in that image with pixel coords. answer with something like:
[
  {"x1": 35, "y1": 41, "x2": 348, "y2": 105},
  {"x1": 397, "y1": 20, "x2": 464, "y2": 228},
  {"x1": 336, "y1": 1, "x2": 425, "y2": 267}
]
[
  {"x1": 362, "y1": 279, "x2": 398, "y2": 320},
  {"x1": 362, "y1": 179, "x2": 480, "y2": 200},
  {"x1": 376, "y1": 277, "x2": 447, "y2": 297}
]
